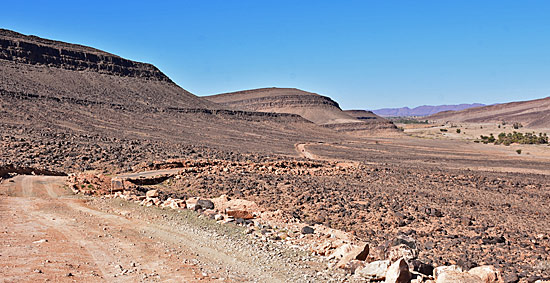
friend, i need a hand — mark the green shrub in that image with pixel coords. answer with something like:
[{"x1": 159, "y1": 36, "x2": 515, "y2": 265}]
[
  {"x1": 479, "y1": 131, "x2": 548, "y2": 145},
  {"x1": 516, "y1": 149, "x2": 522, "y2": 154},
  {"x1": 456, "y1": 129, "x2": 461, "y2": 133}
]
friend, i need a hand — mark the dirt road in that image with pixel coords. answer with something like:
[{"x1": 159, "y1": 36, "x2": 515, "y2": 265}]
[{"x1": 0, "y1": 176, "x2": 325, "y2": 282}]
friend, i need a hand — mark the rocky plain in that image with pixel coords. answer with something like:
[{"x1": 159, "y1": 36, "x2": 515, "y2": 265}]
[{"x1": 1, "y1": 28, "x2": 549, "y2": 282}]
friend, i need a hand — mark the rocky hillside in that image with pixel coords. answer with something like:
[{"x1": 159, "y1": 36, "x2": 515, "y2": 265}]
[
  {"x1": 427, "y1": 97, "x2": 550, "y2": 128},
  {"x1": 205, "y1": 88, "x2": 399, "y2": 134},
  {"x1": 373, "y1": 103, "x2": 485, "y2": 117},
  {"x1": 0, "y1": 28, "x2": 215, "y2": 109},
  {"x1": 0, "y1": 29, "x2": 340, "y2": 172}
]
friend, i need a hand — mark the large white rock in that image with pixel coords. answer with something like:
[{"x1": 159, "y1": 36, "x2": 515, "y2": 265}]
[
  {"x1": 468, "y1": 266, "x2": 503, "y2": 283},
  {"x1": 385, "y1": 258, "x2": 411, "y2": 283},
  {"x1": 146, "y1": 189, "x2": 158, "y2": 198},
  {"x1": 434, "y1": 265, "x2": 463, "y2": 279},
  {"x1": 436, "y1": 271, "x2": 483, "y2": 283},
  {"x1": 356, "y1": 260, "x2": 390, "y2": 280}
]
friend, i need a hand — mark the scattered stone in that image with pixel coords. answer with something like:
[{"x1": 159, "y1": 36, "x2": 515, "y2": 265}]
[
  {"x1": 301, "y1": 226, "x2": 314, "y2": 235},
  {"x1": 197, "y1": 199, "x2": 214, "y2": 210},
  {"x1": 33, "y1": 239, "x2": 48, "y2": 244},
  {"x1": 482, "y1": 236, "x2": 506, "y2": 245},
  {"x1": 145, "y1": 189, "x2": 159, "y2": 198}
]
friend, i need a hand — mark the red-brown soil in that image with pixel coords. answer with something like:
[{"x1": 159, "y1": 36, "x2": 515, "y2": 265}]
[{"x1": 1, "y1": 28, "x2": 549, "y2": 282}]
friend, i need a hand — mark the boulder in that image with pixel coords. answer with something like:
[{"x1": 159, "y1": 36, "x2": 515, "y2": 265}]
[
  {"x1": 169, "y1": 201, "x2": 180, "y2": 210},
  {"x1": 226, "y1": 209, "x2": 254, "y2": 220},
  {"x1": 356, "y1": 260, "x2": 390, "y2": 280},
  {"x1": 301, "y1": 226, "x2": 315, "y2": 234},
  {"x1": 341, "y1": 259, "x2": 366, "y2": 274},
  {"x1": 197, "y1": 199, "x2": 214, "y2": 210},
  {"x1": 146, "y1": 189, "x2": 159, "y2": 198},
  {"x1": 335, "y1": 243, "x2": 370, "y2": 268},
  {"x1": 210, "y1": 195, "x2": 259, "y2": 213},
  {"x1": 436, "y1": 271, "x2": 483, "y2": 283},
  {"x1": 410, "y1": 260, "x2": 435, "y2": 277},
  {"x1": 111, "y1": 179, "x2": 124, "y2": 191},
  {"x1": 434, "y1": 265, "x2": 463, "y2": 279},
  {"x1": 468, "y1": 266, "x2": 503, "y2": 283},
  {"x1": 328, "y1": 243, "x2": 353, "y2": 260},
  {"x1": 186, "y1": 197, "x2": 199, "y2": 210},
  {"x1": 385, "y1": 258, "x2": 412, "y2": 283}
]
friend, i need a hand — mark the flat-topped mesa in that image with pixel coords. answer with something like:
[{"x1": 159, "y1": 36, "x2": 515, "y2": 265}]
[
  {"x1": 208, "y1": 87, "x2": 341, "y2": 110},
  {"x1": 206, "y1": 87, "x2": 362, "y2": 125},
  {"x1": 206, "y1": 88, "x2": 401, "y2": 135},
  {"x1": 0, "y1": 29, "x2": 169, "y2": 81}
]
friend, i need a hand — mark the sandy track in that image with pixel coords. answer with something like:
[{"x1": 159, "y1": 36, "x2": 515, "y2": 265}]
[
  {"x1": 0, "y1": 175, "x2": 206, "y2": 282},
  {"x1": 2, "y1": 175, "x2": 310, "y2": 282}
]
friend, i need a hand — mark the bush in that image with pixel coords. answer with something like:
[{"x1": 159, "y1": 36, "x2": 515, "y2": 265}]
[
  {"x1": 516, "y1": 149, "x2": 522, "y2": 154},
  {"x1": 456, "y1": 129, "x2": 461, "y2": 133},
  {"x1": 479, "y1": 131, "x2": 548, "y2": 145},
  {"x1": 440, "y1": 129, "x2": 448, "y2": 132}
]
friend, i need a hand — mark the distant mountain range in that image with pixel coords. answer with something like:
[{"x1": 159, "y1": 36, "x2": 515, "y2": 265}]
[{"x1": 371, "y1": 103, "x2": 486, "y2": 117}]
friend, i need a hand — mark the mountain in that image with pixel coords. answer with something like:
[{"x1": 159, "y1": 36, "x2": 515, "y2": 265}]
[
  {"x1": 372, "y1": 103, "x2": 485, "y2": 117},
  {"x1": 0, "y1": 29, "x2": 339, "y2": 171},
  {"x1": 427, "y1": 97, "x2": 550, "y2": 128},
  {"x1": 204, "y1": 88, "x2": 399, "y2": 134}
]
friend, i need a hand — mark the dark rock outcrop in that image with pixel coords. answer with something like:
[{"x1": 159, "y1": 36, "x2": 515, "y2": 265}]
[{"x1": 0, "y1": 29, "x2": 169, "y2": 81}]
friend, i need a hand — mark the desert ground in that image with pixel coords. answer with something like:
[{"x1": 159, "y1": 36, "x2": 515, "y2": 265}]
[
  {"x1": 1, "y1": 28, "x2": 550, "y2": 283},
  {"x1": 3, "y1": 133, "x2": 548, "y2": 282}
]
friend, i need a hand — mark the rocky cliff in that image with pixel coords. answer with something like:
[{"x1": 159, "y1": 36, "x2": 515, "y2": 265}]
[{"x1": 0, "y1": 29, "x2": 169, "y2": 81}]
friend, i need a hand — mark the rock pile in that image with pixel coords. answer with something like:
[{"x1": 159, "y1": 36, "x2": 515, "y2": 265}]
[{"x1": 105, "y1": 187, "x2": 539, "y2": 283}]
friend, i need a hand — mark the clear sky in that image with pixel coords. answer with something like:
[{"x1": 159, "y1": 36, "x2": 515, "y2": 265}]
[{"x1": 2, "y1": 1, "x2": 550, "y2": 109}]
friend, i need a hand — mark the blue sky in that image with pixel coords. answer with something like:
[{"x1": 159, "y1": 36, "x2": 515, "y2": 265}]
[{"x1": 2, "y1": 1, "x2": 550, "y2": 109}]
